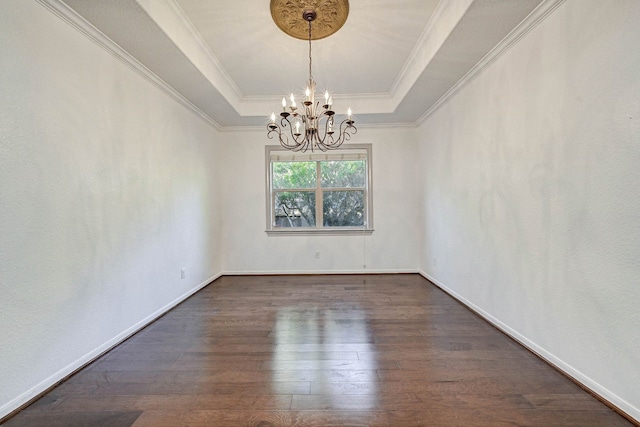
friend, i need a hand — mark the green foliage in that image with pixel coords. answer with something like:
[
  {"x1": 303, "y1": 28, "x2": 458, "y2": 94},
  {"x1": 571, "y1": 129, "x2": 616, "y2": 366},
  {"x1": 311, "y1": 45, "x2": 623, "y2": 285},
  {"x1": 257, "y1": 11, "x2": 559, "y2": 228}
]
[
  {"x1": 273, "y1": 162, "x2": 316, "y2": 189},
  {"x1": 321, "y1": 160, "x2": 365, "y2": 188},
  {"x1": 274, "y1": 191, "x2": 316, "y2": 227},
  {"x1": 323, "y1": 190, "x2": 365, "y2": 226}
]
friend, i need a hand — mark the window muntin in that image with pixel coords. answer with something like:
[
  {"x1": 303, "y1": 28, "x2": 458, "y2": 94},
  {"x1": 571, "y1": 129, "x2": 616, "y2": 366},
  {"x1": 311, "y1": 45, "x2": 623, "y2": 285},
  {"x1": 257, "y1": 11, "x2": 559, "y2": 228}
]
[{"x1": 266, "y1": 145, "x2": 372, "y2": 233}]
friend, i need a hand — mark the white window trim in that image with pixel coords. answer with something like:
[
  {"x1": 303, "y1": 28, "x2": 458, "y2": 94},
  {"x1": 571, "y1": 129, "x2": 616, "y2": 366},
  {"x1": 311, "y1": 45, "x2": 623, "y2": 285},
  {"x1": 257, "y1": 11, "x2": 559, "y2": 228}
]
[{"x1": 265, "y1": 144, "x2": 374, "y2": 235}]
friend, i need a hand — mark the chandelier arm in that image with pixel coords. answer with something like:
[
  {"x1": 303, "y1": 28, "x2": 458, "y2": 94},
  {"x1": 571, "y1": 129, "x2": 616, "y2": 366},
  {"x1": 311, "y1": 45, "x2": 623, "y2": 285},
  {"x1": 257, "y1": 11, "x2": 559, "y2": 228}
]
[
  {"x1": 314, "y1": 116, "x2": 326, "y2": 147},
  {"x1": 268, "y1": 116, "x2": 307, "y2": 151},
  {"x1": 315, "y1": 113, "x2": 333, "y2": 147},
  {"x1": 287, "y1": 122, "x2": 307, "y2": 151},
  {"x1": 266, "y1": 125, "x2": 279, "y2": 140},
  {"x1": 330, "y1": 119, "x2": 357, "y2": 148},
  {"x1": 267, "y1": 124, "x2": 292, "y2": 150},
  {"x1": 311, "y1": 125, "x2": 327, "y2": 152}
]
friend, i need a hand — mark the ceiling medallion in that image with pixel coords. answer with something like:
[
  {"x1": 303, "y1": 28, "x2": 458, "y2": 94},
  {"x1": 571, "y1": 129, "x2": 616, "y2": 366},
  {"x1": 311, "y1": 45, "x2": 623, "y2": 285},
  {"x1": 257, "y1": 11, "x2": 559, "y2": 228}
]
[{"x1": 270, "y1": 0, "x2": 349, "y2": 40}]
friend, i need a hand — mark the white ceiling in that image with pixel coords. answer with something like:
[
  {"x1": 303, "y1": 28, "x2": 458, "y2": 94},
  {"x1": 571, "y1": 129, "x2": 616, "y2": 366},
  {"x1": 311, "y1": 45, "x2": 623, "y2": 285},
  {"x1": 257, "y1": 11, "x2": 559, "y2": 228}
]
[{"x1": 61, "y1": 0, "x2": 546, "y2": 128}]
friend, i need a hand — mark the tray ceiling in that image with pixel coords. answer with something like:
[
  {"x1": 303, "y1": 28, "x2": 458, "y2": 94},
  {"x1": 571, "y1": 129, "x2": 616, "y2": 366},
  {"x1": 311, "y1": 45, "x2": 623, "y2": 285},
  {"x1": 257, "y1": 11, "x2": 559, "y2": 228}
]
[{"x1": 58, "y1": 0, "x2": 549, "y2": 128}]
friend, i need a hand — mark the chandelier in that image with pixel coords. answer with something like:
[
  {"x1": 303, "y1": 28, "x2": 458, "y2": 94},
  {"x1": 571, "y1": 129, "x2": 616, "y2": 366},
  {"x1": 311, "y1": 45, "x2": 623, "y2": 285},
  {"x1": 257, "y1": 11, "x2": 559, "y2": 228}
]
[{"x1": 267, "y1": 9, "x2": 356, "y2": 152}]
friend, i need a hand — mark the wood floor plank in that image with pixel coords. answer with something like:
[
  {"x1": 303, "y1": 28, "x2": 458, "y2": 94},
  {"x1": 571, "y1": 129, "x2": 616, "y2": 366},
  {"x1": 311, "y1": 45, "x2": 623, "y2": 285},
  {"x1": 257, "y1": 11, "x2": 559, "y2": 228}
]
[
  {"x1": 3, "y1": 274, "x2": 634, "y2": 426},
  {"x1": 2, "y1": 411, "x2": 143, "y2": 427},
  {"x1": 131, "y1": 409, "x2": 390, "y2": 427},
  {"x1": 54, "y1": 394, "x2": 293, "y2": 412}
]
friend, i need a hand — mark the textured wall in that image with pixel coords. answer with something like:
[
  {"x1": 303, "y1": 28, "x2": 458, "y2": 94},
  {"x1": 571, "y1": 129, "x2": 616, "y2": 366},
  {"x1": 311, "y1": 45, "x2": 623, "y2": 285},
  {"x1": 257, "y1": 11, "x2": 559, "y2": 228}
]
[
  {"x1": 417, "y1": 0, "x2": 640, "y2": 419},
  {"x1": 219, "y1": 127, "x2": 421, "y2": 274},
  {"x1": 0, "y1": 2, "x2": 223, "y2": 417}
]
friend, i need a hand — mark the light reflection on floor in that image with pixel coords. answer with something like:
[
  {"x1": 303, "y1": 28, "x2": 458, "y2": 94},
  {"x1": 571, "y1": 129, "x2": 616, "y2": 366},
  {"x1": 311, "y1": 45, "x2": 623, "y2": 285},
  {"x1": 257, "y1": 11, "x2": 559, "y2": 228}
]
[{"x1": 272, "y1": 307, "x2": 379, "y2": 409}]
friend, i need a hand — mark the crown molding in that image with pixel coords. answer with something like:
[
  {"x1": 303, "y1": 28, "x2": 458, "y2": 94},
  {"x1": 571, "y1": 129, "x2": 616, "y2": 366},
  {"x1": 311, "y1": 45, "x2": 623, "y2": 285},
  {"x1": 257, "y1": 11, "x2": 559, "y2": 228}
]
[
  {"x1": 415, "y1": 0, "x2": 567, "y2": 125},
  {"x1": 35, "y1": 0, "x2": 222, "y2": 130},
  {"x1": 390, "y1": 0, "x2": 455, "y2": 96},
  {"x1": 390, "y1": 0, "x2": 475, "y2": 111},
  {"x1": 149, "y1": 0, "x2": 245, "y2": 103}
]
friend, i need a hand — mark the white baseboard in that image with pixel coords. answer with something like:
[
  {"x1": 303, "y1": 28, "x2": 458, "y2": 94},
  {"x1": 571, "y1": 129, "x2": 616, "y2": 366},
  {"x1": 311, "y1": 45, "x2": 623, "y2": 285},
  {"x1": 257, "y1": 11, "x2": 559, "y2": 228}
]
[
  {"x1": 222, "y1": 269, "x2": 420, "y2": 276},
  {"x1": 418, "y1": 270, "x2": 639, "y2": 424},
  {"x1": 0, "y1": 272, "x2": 221, "y2": 421}
]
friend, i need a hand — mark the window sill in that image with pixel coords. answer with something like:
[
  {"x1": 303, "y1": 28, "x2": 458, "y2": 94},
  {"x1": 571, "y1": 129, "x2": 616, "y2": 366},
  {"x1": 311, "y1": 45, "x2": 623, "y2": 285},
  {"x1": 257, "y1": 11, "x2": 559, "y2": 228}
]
[{"x1": 266, "y1": 228, "x2": 374, "y2": 236}]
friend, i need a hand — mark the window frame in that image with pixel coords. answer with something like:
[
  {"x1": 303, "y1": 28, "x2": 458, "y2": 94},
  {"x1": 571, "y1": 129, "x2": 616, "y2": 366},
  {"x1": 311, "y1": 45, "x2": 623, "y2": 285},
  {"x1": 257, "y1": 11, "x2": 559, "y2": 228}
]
[{"x1": 265, "y1": 144, "x2": 374, "y2": 235}]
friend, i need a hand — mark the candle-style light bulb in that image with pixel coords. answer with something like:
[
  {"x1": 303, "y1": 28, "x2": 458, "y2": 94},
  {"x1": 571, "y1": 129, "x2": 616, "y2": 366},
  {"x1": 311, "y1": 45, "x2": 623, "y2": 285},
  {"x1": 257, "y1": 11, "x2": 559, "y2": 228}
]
[
  {"x1": 347, "y1": 107, "x2": 352, "y2": 120},
  {"x1": 270, "y1": 112, "x2": 276, "y2": 123},
  {"x1": 324, "y1": 90, "x2": 329, "y2": 103},
  {"x1": 282, "y1": 97, "x2": 286, "y2": 111},
  {"x1": 290, "y1": 93, "x2": 296, "y2": 108},
  {"x1": 328, "y1": 96, "x2": 333, "y2": 107},
  {"x1": 295, "y1": 121, "x2": 301, "y2": 134},
  {"x1": 305, "y1": 86, "x2": 311, "y2": 101}
]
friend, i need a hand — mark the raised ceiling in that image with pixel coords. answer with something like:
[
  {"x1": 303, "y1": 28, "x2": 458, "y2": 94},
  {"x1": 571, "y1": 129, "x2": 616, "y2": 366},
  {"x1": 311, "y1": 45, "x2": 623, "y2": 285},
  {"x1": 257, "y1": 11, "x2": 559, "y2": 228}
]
[{"x1": 58, "y1": 0, "x2": 550, "y2": 128}]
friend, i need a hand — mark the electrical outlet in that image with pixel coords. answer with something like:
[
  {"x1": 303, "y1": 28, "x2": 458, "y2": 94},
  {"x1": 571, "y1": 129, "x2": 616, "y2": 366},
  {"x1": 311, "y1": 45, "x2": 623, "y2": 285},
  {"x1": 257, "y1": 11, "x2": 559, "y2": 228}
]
[{"x1": 181, "y1": 268, "x2": 186, "y2": 279}]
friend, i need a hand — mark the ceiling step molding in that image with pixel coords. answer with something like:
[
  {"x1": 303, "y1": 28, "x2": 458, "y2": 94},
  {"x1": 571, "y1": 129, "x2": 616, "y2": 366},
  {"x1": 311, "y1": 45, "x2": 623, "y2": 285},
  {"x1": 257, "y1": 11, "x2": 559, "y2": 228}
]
[
  {"x1": 416, "y1": 0, "x2": 567, "y2": 125},
  {"x1": 391, "y1": 0, "x2": 474, "y2": 110},
  {"x1": 35, "y1": 0, "x2": 222, "y2": 130},
  {"x1": 141, "y1": 0, "x2": 244, "y2": 106}
]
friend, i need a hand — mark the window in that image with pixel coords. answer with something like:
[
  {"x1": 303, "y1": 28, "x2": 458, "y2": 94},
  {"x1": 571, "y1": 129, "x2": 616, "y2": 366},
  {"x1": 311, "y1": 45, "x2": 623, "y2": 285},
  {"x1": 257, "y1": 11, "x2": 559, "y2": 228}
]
[{"x1": 266, "y1": 144, "x2": 373, "y2": 234}]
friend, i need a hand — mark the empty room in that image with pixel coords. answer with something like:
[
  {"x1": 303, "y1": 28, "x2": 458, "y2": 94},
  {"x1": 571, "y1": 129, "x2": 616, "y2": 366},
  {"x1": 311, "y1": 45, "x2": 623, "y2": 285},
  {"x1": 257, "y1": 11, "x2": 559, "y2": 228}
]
[{"x1": 1, "y1": 0, "x2": 639, "y2": 425}]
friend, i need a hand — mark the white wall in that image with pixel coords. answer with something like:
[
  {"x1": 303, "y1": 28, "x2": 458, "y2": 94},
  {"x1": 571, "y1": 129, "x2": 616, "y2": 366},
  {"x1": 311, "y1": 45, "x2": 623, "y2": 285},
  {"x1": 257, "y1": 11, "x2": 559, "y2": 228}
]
[
  {"x1": 219, "y1": 127, "x2": 420, "y2": 274},
  {"x1": 417, "y1": 0, "x2": 640, "y2": 420},
  {"x1": 0, "y1": 1, "x2": 223, "y2": 418}
]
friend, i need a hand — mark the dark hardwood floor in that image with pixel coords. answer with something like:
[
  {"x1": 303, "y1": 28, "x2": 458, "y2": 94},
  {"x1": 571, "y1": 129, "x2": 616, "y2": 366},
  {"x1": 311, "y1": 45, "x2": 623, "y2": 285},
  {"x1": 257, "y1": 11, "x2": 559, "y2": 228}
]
[{"x1": 3, "y1": 274, "x2": 634, "y2": 426}]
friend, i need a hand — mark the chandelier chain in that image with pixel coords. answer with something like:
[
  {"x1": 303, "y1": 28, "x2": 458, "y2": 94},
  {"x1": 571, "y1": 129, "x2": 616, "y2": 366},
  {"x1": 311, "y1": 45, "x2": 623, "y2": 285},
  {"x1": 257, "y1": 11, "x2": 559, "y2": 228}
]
[{"x1": 308, "y1": 20, "x2": 313, "y2": 81}]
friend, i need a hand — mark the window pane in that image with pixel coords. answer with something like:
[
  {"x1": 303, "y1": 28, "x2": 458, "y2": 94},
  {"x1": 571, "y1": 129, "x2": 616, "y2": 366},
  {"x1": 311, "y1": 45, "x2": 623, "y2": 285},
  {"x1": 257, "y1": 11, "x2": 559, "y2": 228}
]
[
  {"x1": 273, "y1": 162, "x2": 316, "y2": 189},
  {"x1": 323, "y1": 190, "x2": 365, "y2": 227},
  {"x1": 274, "y1": 191, "x2": 316, "y2": 227},
  {"x1": 321, "y1": 160, "x2": 365, "y2": 188}
]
